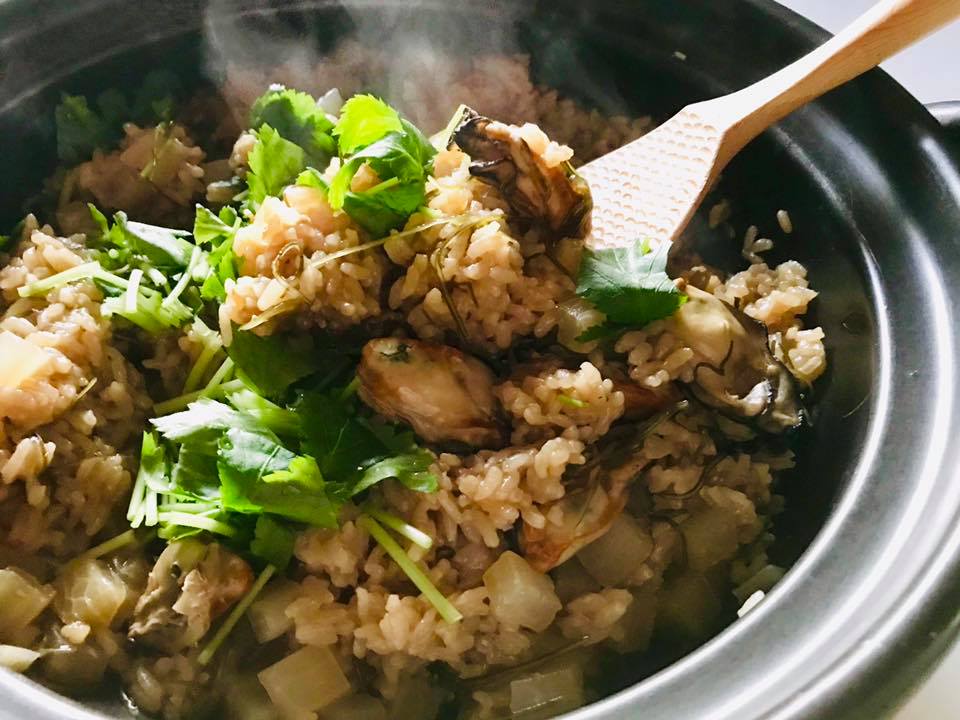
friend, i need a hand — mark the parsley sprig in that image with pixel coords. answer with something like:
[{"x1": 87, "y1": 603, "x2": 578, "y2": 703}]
[{"x1": 574, "y1": 238, "x2": 687, "y2": 341}]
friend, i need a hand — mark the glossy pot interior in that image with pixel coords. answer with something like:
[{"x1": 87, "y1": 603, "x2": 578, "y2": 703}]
[{"x1": 2, "y1": 1, "x2": 960, "y2": 719}]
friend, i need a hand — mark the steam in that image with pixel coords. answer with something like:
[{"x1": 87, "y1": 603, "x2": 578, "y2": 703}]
[{"x1": 201, "y1": 0, "x2": 536, "y2": 132}]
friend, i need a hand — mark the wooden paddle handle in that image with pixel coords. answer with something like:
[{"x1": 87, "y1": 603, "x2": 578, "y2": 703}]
[{"x1": 702, "y1": 0, "x2": 960, "y2": 162}]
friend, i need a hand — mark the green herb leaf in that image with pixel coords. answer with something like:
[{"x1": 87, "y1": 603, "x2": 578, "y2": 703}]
[
  {"x1": 219, "y1": 434, "x2": 338, "y2": 527},
  {"x1": 350, "y1": 449, "x2": 438, "y2": 496},
  {"x1": 130, "y1": 70, "x2": 180, "y2": 124},
  {"x1": 55, "y1": 73, "x2": 178, "y2": 165},
  {"x1": 296, "y1": 389, "x2": 385, "y2": 480},
  {"x1": 123, "y1": 220, "x2": 194, "y2": 269},
  {"x1": 228, "y1": 389, "x2": 301, "y2": 436},
  {"x1": 250, "y1": 85, "x2": 335, "y2": 167},
  {"x1": 297, "y1": 390, "x2": 437, "y2": 498},
  {"x1": 226, "y1": 330, "x2": 322, "y2": 397},
  {"x1": 250, "y1": 515, "x2": 296, "y2": 570},
  {"x1": 168, "y1": 444, "x2": 221, "y2": 501},
  {"x1": 128, "y1": 431, "x2": 167, "y2": 526},
  {"x1": 328, "y1": 100, "x2": 436, "y2": 236},
  {"x1": 217, "y1": 428, "x2": 297, "y2": 508},
  {"x1": 151, "y1": 398, "x2": 266, "y2": 449},
  {"x1": 341, "y1": 181, "x2": 430, "y2": 238},
  {"x1": 55, "y1": 95, "x2": 112, "y2": 165},
  {"x1": 193, "y1": 205, "x2": 239, "y2": 302},
  {"x1": 246, "y1": 125, "x2": 307, "y2": 206},
  {"x1": 333, "y1": 94, "x2": 403, "y2": 157},
  {"x1": 90, "y1": 206, "x2": 194, "y2": 269},
  {"x1": 193, "y1": 205, "x2": 237, "y2": 246},
  {"x1": 296, "y1": 167, "x2": 327, "y2": 191},
  {"x1": 329, "y1": 129, "x2": 430, "y2": 210},
  {"x1": 261, "y1": 455, "x2": 323, "y2": 488},
  {"x1": 575, "y1": 239, "x2": 685, "y2": 332}
]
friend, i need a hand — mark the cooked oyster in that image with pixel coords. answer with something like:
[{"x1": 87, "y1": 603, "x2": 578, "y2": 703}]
[
  {"x1": 672, "y1": 285, "x2": 804, "y2": 433},
  {"x1": 358, "y1": 338, "x2": 506, "y2": 448},
  {"x1": 451, "y1": 108, "x2": 591, "y2": 237},
  {"x1": 128, "y1": 541, "x2": 253, "y2": 653},
  {"x1": 522, "y1": 404, "x2": 684, "y2": 571}
]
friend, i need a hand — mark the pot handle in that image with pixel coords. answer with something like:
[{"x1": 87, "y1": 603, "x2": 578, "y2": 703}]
[{"x1": 926, "y1": 101, "x2": 960, "y2": 146}]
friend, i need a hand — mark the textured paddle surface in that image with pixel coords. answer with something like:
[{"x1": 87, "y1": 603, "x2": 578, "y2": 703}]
[{"x1": 579, "y1": 107, "x2": 724, "y2": 251}]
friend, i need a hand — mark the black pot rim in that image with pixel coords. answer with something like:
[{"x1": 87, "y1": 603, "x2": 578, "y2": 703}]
[{"x1": 1, "y1": 2, "x2": 960, "y2": 720}]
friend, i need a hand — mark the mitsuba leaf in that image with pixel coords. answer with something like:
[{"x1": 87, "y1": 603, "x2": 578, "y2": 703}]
[
  {"x1": 169, "y1": 444, "x2": 221, "y2": 501},
  {"x1": 333, "y1": 94, "x2": 403, "y2": 156},
  {"x1": 228, "y1": 389, "x2": 301, "y2": 436},
  {"x1": 226, "y1": 330, "x2": 323, "y2": 397},
  {"x1": 327, "y1": 99, "x2": 436, "y2": 236},
  {"x1": 250, "y1": 515, "x2": 296, "y2": 570},
  {"x1": 342, "y1": 182, "x2": 428, "y2": 238},
  {"x1": 122, "y1": 219, "x2": 194, "y2": 269},
  {"x1": 575, "y1": 239, "x2": 686, "y2": 336},
  {"x1": 297, "y1": 390, "x2": 385, "y2": 480},
  {"x1": 328, "y1": 130, "x2": 428, "y2": 209},
  {"x1": 246, "y1": 124, "x2": 307, "y2": 206},
  {"x1": 297, "y1": 389, "x2": 437, "y2": 498},
  {"x1": 151, "y1": 398, "x2": 267, "y2": 449},
  {"x1": 194, "y1": 205, "x2": 239, "y2": 301},
  {"x1": 90, "y1": 205, "x2": 194, "y2": 269},
  {"x1": 193, "y1": 205, "x2": 238, "y2": 246},
  {"x1": 55, "y1": 95, "x2": 113, "y2": 165},
  {"x1": 217, "y1": 428, "x2": 297, "y2": 509},
  {"x1": 348, "y1": 448, "x2": 438, "y2": 497},
  {"x1": 219, "y1": 433, "x2": 337, "y2": 527},
  {"x1": 55, "y1": 72, "x2": 179, "y2": 165},
  {"x1": 250, "y1": 85, "x2": 336, "y2": 167}
]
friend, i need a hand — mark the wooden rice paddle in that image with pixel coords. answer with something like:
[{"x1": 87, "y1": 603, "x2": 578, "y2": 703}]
[{"x1": 580, "y1": 0, "x2": 960, "y2": 249}]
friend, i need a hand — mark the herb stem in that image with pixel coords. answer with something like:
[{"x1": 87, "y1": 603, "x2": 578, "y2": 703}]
[
  {"x1": 184, "y1": 343, "x2": 223, "y2": 394},
  {"x1": 198, "y1": 564, "x2": 275, "y2": 666},
  {"x1": 18, "y1": 261, "x2": 127, "y2": 298},
  {"x1": 71, "y1": 529, "x2": 139, "y2": 564},
  {"x1": 153, "y1": 379, "x2": 246, "y2": 415},
  {"x1": 156, "y1": 511, "x2": 238, "y2": 538},
  {"x1": 204, "y1": 357, "x2": 235, "y2": 392},
  {"x1": 358, "y1": 515, "x2": 462, "y2": 624},
  {"x1": 364, "y1": 176, "x2": 400, "y2": 195},
  {"x1": 363, "y1": 507, "x2": 433, "y2": 550},
  {"x1": 127, "y1": 468, "x2": 147, "y2": 528},
  {"x1": 557, "y1": 393, "x2": 587, "y2": 409},
  {"x1": 125, "y1": 269, "x2": 143, "y2": 314},
  {"x1": 157, "y1": 501, "x2": 219, "y2": 513},
  {"x1": 307, "y1": 237, "x2": 390, "y2": 270},
  {"x1": 144, "y1": 488, "x2": 159, "y2": 527},
  {"x1": 340, "y1": 376, "x2": 360, "y2": 400},
  {"x1": 162, "y1": 246, "x2": 202, "y2": 309}
]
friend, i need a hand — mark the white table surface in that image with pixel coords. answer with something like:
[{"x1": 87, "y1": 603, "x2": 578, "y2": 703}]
[{"x1": 776, "y1": 2, "x2": 960, "y2": 718}]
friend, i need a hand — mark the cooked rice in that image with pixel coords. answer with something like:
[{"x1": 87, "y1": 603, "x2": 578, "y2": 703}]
[{"x1": 777, "y1": 208, "x2": 794, "y2": 234}]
